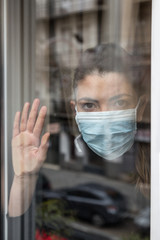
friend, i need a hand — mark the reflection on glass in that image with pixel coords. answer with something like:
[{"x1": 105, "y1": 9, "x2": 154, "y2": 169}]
[
  {"x1": 35, "y1": 0, "x2": 151, "y2": 240},
  {"x1": 8, "y1": 0, "x2": 151, "y2": 240}
]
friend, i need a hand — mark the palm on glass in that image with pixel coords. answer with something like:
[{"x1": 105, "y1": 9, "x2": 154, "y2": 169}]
[{"x1": 12, "y1": 99, "x2": 50, "y2": 177}]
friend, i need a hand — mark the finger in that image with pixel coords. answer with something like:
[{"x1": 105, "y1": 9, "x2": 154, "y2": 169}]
[
  {"x1": 26, "y1": 99, "x2": 40, "y2": 132},
  {"x1": 20, "y1": 102, "x2": 30, "y2": 132},
  {"x1": 33, "y1": 106, "x2": 47, "y2": 138},
  {"x1": 38, "y1": 132, "x2": 50, "y2": 163},
  {"x1": 12, "y1": 112, "x2": 21, "y2": 138},
  {"x1": 40, "y1": 132, "x2": 50, "y2": 148}
]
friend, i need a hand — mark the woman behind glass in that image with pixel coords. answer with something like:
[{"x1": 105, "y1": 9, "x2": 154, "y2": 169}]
[{"x1": 8, "y1": 43, "x2": 150, "y2": 217}]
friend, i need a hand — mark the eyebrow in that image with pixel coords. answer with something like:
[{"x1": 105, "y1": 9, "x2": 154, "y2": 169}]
[
  {"x1": 108, "y1": 94, "x2": 134, "y2": 102},
  {"x1": 78, "y1": 97, "x2": 99, "y2": 103},
  {"x1": 78, "y1": 94, "x2": 133, "y2": 103}
]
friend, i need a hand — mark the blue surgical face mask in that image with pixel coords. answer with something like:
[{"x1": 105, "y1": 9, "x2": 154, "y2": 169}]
[{"x1": 75, "y1": 105, "x2": 138, "y2": 161}]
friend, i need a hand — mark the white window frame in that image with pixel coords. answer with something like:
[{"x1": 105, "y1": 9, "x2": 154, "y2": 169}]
[{"x1": 151, "y1": 0, "x2": 160, "y2": 239}]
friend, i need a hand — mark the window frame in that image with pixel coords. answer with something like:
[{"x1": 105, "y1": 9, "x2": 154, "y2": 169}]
[
  {"x1": 2, "y1": 0, "x2": 159, "y2": 239},
  {"x1": 151, "y1": 0, "x2": 160, "y2": 239}
]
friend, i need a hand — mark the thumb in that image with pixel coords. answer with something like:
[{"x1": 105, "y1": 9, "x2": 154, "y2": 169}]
[{"x1": 38, "y1": 132, "x2": 50, "y2": 164}]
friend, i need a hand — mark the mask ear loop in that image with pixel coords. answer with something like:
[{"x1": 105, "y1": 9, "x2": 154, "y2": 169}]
[
  {"x1": 135, "y1": 97, "x2": 142, "y2": 122},
  {"x1": 75, "y1": 106, "x2": 78, "y2": 112},
  {"x1": 74, "y1": 105, "x2": 82, "y2": 152},
  {"x1": 74, "y1": 135, "x2": 82, "y2": 152},
  {"x1": 135, "y1": 98, "x2": 142, "y2": 111}
]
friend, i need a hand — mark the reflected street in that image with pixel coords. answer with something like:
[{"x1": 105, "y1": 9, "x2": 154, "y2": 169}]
[{"x1": 35, "y1": 163, "x2": 150, "y2": 240}]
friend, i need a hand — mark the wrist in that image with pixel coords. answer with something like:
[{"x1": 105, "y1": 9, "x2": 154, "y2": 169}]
[{"x1": 13, "y1": 173, "x2": 39, "y2": 184}]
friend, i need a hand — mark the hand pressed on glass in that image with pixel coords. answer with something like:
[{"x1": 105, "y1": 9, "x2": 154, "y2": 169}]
[
  {"x1": 9, "y1": 99, "x2": 50, "y2": 217},
  {"x1": 12, "y1": 99, "x2": 50, "y2": 176}
]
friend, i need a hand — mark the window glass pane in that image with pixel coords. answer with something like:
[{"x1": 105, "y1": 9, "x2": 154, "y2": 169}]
[{"x1": 7, "y1": 0, "x2": 151, "y2": 240}]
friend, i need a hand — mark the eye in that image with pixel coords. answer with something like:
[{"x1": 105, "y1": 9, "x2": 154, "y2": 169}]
[
  {"x1": 81, "y1": 102, "x2": 98, "y2": 111},
  {"x1": 114, "y1": 99, "x2": 129, "y2": 109},
  {"x1": 115, "y1": 100, "x2": 127, "y2": 107}
]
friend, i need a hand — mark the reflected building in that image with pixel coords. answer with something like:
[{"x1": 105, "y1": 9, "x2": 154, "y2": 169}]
[{"x1": 35, "y1": 0, "x2": 151, "y2": 183}]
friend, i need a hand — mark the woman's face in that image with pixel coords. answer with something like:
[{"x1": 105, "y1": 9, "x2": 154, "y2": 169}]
[
  {"x1": 76, "y1": 72, "x2": 137, "y2": 111},
  {"x1": 71, "y1": 72, "x2": 146, "y2": 121}
]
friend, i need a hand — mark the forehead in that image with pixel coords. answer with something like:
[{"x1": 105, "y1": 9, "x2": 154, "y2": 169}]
[{"x1": 76, "y1": 72, "x2": 135, "y2": 99}]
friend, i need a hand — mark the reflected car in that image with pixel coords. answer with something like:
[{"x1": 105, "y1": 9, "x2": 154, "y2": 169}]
[{"x1": 38, "y1": 182, "x2": 127, "y2": 226}]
